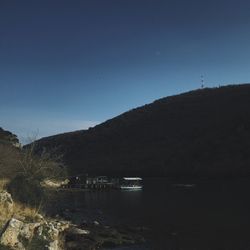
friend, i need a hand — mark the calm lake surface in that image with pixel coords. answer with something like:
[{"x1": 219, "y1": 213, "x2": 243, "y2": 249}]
[{"x1": 53, "y1": 178, "x2": 250, "y2": 250}]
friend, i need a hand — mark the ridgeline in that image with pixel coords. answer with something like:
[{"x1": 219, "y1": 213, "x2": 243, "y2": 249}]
[{"x1": 33, "y1": 84, "x2": 250, "y2": 178}]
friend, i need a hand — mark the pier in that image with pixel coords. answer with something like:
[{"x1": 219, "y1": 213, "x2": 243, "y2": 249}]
[{"x1": 63, "y1": 175, "x2": 119, "y2": 190}]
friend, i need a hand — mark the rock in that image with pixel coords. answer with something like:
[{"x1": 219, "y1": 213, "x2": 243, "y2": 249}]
[
  {"x1": 20, "y1": 222, "x2": 40, "y2": 240},
  {"x1": 34, "y1": 213, "x2": 45, "y2": 222},
  {"x1": 93, "y1": 221, "x2": 99, "y2": 226},
  {"x1": 42, "y1": 180, "x2": 68, "y2": 189},
  {"x1": 0, "y1": 218, "x2": 70, "y2": 250},
  {"x1": 0, "y1": 218, "x2": 42, "y2": 249},
  {"x1": 55, "y1": 220, "x2": 70, "y2": 232},
  {"x1": 14, "y1": 215, "x2": 26, "y2": 222},
  {"x1": 0, "y1": 218, "x2": 24, "y2": 249},
  {"x1": 0, "y1": 213, "x2": 144, "y2": 250},
  {"x1": 36, "y1": 223, "x2": 59, "y2": 245},
  {"x1": 0, "y1": 191, "x2": 13, "y2": 207},
  {"x1": 66, "y1": 226, "x2": 90, "y2": 235},
  {"x1": 32, "y1": 220, "x2": 70, "y2": 250},
  {"x1": 0, "y1": 191, "x2": 14, "y2": 220}
]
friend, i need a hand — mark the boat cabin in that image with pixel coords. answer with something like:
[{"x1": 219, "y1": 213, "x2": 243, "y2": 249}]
[{"x1": 119, "y1": 177, "x2": 143, "y2": 189}]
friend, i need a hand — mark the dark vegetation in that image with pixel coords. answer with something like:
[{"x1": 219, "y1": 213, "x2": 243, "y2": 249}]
[
  {"x1": 0, "y1": 128, "x2": 21, "y2": 179},
  {"x1": 0, "y1": 127, "x2": 65, "y2": 208},
  {"x1": 33, "y1": 84, "x2": 250, "y2": 178},
  {"x1": 0, "y1": 127, "x2": 19, "y2": 146}
]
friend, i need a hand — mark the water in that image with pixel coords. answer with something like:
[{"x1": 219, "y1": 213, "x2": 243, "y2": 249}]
[{"x1": 51, "y1": 178, "x2": 250, "y2": 250}]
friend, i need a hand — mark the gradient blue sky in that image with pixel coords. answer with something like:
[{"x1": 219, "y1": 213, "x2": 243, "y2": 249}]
[{"x1": 1, "y1": 0, "x2": 250, "y2": 143}]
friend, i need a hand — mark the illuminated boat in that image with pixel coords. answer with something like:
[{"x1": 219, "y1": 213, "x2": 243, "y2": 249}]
[{"x1": 119, "y1": 177, "x2": 143, "y2": 190}]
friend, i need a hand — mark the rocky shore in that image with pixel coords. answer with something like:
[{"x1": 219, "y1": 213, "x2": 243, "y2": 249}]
[{"x1": 0, "y1": 191, "x2": 146, "y2": 250}]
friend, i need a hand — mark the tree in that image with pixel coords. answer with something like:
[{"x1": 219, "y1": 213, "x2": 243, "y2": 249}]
[
  {"x1": 19, "y1": 141, "x2": 66, "y2": 182},
  {"x1": 7, "y1": 137, "x2": 67, "y2": 207}
]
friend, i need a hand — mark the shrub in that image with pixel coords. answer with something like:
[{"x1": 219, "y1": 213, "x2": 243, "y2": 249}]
[
  {"x1": 1, "y1": 132, "x2": 66, "y2": 215},
  {"x1": 19, "y1": 142, "x2": 66, "y2": 182},
  {"x1": 7, "y1": 174, "x2": 44, "y2": 208},
  {"x1": 0, "y1": 144, "x2": 20, "y2": 178}
]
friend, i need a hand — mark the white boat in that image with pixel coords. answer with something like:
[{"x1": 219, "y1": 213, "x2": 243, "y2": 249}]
[{"x1": 119, "y1": 177, "x2": 143, "y2": 190}]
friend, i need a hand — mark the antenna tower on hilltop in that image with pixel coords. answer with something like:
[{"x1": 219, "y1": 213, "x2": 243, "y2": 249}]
[{"x1": 200, "y1": 75, "x2": 205, "y2": 88}]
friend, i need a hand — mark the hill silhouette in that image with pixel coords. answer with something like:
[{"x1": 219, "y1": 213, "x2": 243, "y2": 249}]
[
  {"x1": 0, "y1": 127, "x2": 19, "y2": 147},
  {"x1": 33, "y1": 84, "x2": 250, "y2": 178}
]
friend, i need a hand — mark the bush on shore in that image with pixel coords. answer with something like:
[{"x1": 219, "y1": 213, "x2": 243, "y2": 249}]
[
  {"x1": 0, "y1": 139, "x2": 66, "y2": 213},
  {"x1": 7, "y1": 174, "x2": 44, "y2": 208}
]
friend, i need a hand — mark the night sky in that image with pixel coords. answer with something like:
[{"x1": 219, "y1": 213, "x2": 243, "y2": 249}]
[{"x1": 1, "y1": 0, "x2": 250, "y2": 142}]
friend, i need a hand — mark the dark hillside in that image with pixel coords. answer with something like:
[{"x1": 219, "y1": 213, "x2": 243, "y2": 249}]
[
  {"x1": 0, "y1": 127, "x2": 19, "y2": 147},
  {"x1": 0, "y1": 128, "x2": 21, "y2": 178},
  {"x1": 34, "y1": 84, "x2": 250, "y2": 178}
]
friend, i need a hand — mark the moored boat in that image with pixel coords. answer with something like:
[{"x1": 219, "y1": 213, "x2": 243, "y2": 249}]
[{"x1": 119, "y1": 177, "x2": 143, "y2": 190}]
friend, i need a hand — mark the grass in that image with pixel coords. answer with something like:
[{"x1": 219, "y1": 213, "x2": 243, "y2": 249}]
[
  {"x1": 0, "y1": 178, "x2": 44, "y2": 225},
  {"x1": 0, "y1": 200, "x2": 42, "y2": 225},
  {"x1": 0, "y1": 179, "x2": 10, "y2": 191},
  {"x1": 12, "y1": 202, "x2": 43, "y2": 222}
]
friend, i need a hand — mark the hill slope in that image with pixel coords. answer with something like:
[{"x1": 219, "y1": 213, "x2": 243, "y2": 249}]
[
  {"x1": 0, "y1": 127, "x2": 19, "y2": 147},
  {"x1": 34, "y1": 84, "x2": 250, "y2": 178}
]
